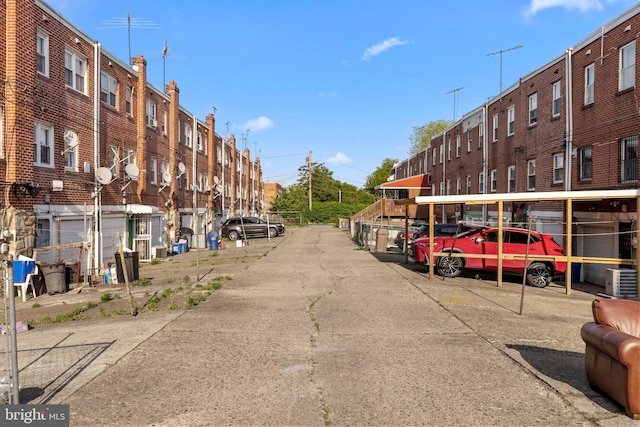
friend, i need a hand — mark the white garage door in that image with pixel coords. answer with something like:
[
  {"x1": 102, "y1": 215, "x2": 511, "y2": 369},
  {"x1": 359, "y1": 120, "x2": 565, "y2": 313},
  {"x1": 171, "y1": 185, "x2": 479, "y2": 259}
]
[{"x1": 582, "y1": 225, "x2": 616, "y2": 286}]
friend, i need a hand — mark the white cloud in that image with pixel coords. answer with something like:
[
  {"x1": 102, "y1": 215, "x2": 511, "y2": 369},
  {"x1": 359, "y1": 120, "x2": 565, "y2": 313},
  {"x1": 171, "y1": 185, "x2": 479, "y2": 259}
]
[
  {"x1": 241, "y1": 116, "x2": 274, "y2": 132},
  {"x1": 318, "y1": 92, "x2": 338, "y2": 97},
  {"x1": 362, "y1": 37, "x2": 408, "y2": 61},
  {"x1": 524, "y1": 0, "x2": 604, "y2": 16},
  {"x1": 328, "y1": 152, "x2": 352, "y2": 164}
]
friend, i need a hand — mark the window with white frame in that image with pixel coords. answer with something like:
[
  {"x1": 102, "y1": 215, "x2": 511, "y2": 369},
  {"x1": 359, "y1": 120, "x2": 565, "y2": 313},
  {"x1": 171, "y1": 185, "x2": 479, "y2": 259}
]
[
  {"x1": 184, "y1": 124, "x2": 192, "y2": 147},
  {"x1": 109, "y1": 145, "x2": 118, "y2": 177},
  {"x1": 553, "y1": 153, "x2": 564, "y2": 184},
  {"x1": 439, "y1": 181, "x2": 444, "y2": 196},
  {"x1": 585, "y1": 63, "x2": 595, "y2": 105},
  {"x1": 150, "y1": 158, "x2": 157, "y2": 185},
  {"x1": 448, "y1": 140, "x2": 452, "y2": 160},
  {"x1": 490, "y1": 169, "x2": 497, "y2": 192},
  {"x1": 552, "y1": 81, "x2": 561, "y2": 117},
  {"x1": 621, "y1": 136, "x2": 638, "y2": 183},
  {"x1": 64, "y1": 49, "x2": 86, "y2": 93},
  {"x1": 432, "y1": 148, "x2": 436, "y2": 165},
  {"x1": 456, "y1": 177, "x2": 461, "y2": 195},
  {"x1": 620, "y1": 41, "x2": 636, "y2": 92},
  {"x1": 456, "y1": 135, "x2": 461, "y2": 158},
  {"x1": 37, "y1": 30, "x2": 49, "y2": 76},
  {"x1": 492, "y1": 115, "x2": 498, "y2": 142},
  {"x1": 507, "y1": 106, "x2": 515, "y2": 136},
  {"x1": 527, "y1": 160, "x2": 536, "y2": 191},
  {"x1": 123, "y1": 148, "x2": 136, "y2": 166},
  {"x1": 467, "y1": 129, "x2": 472, "y2": 152},
  {"x1": 125, "y1": 86, "x2": 133, "y2": 116},
  {"x1": 478, "y1": 172, "x2": 485, "y2": 193},
  {"x1": 36, "y1": 218, "x2": 51, "y2": 248},
  {"x1": 217, "y1": 146, "x2": 222, "y2": 163},
  {"x1": 197, "y1": 131, "x2": 203, "y2": 151},
  {"x1": 529, "y1": 93, "x2": 537, "y2": 126},
  {"x1": 204, "y1": 174, "x2": 210, "y2": 192},
  {"x1": 145, "y1": 100, "x2": 157, "y2": 127},
  {"x1": 466, "y1": 175, "x2": 471, "y2": 194},
  {"x1": 446, "y1": 179, "x2": 451, "y2": 195},
  {"x1": 63, "y1": 130, "x2": 78, "y2": 171},
  {"x1": 478, "y1": 123, "x2": 484, "y2": 148},
  {"x1": 34, "y1": 121, "x2": 53, "y2": 167},
  {"x1": 162, "y1": 109, "x2": 168, "y2": 135},
  {"x1": 507, "y1": 165, "x2": 515, "y2": 193},
  {"x1": 439, "y1": 143, "x2": 444, "y2": 164},
  {"x1": 579, "y1": 146, "x2": 592, "y2": 181},
  {"x1": 160, "y1": 161, "x2": 169, "y2": 184},
  {"x1": 100, "y1": 72, "x2": 117, "y2": 108}
]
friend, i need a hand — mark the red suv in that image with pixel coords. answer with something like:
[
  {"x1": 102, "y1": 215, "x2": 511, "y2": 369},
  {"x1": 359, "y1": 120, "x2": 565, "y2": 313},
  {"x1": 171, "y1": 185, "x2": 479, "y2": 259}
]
[{"x1": 413, "y1": 227, "x2": 566, "y2": 287}]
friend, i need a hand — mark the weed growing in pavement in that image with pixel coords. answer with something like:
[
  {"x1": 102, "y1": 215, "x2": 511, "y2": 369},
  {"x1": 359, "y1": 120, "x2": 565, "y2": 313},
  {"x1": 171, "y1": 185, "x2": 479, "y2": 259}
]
[
  {"x1": 100, "y1": 292, "x2": 114, "y2": 302},
  {"x1": 196, "y1": 281, "x2": 222, "y2": 291},
  {"x1": 100, "y1": 307, "x2": 128, "y2": 317},
  {"x1": 86, "y1": 302, "x2": 98, "y2": 309},
  {"x1": 31, "y1": 303, "x2": 41, "y2": 309},
  {"x1": 149, "y1": 258, "x2": 160, "y2": 265},
  {"x1": 214, "y1": 275, "x2": 232, "y2": 281},
  {"x1": 208, "y1": 252, "x2": 219, "y2": 258},
  {"x1": 145, "y1": 294, "x2": 161, "y2": 311},
  {"x1": 161, "y1": 288, "x2": 175, "y2": 298},
  {"x1": 135, "y1": 277, "x2": 152, "y2": 287},
  {"x1": 167, "y1": 278, "x2": 174, "y2": 284},
  {"x1": 185, "y1": 294, "x2": 206, "y2": 309},
  {"x1": 182, "y1": 275, "x2": 191, "y2": 285},
  {"x1": 168, "y1": 300, "x2": 178, "y2": 310}
]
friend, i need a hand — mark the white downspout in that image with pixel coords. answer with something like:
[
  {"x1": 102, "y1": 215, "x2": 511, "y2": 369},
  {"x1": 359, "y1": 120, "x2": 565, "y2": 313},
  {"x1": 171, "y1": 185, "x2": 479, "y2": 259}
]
[
  {"x1": 482, "y1": 104, "x2": 488, "y2": 224},
  {"x1": 565, "y1": 48, "x2": 574, "y2": 192},
  {"x1": 442, "y1": 129, "x2": 447, "y2": 223},
  {"x1": 93, "y1": 42, "x2": 102, "y2": 276}
]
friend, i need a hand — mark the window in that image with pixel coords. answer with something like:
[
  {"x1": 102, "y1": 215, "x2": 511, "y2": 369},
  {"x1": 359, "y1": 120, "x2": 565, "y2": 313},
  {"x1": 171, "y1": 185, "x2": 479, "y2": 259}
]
[
  {"x1": 447, "y1": 140, "x2": 451, "y2": 161},
  {"x1": 478, "y1": 172, "x2": 485, "y2": 193},
  {"x1": 146, "y1": 100, "x2": 157, "y2": 127},
  {"x1": 162, "y1": 109, "x2": 168, "y2": 135},
  {"x1": 65, "y1": 50, "x2": 86, "y2": 93},
  {"x1": 432, "y1": 148, "x2": 436, "y2": 166},
  {"x1": 125, "y1": 86, "x2": 133, "y2": 116},
  {"x1": 456, "y1": 177, "x2": 461, "y2": 195},
  {"x1": 467, "y1": 129, "x2": 472, "y2": 152},
  {"x1": 37, "y1": 30, "x2": 49, "y2": 76},
  {"x1": 553, "y1": 153, "x2": 564, "y2": 184},
  {"x1": 439, "y1": 181, "x2": 444, "y2": 196},
  {"x1": 184, "y1": 124, "x2": 192, "y2": 147},
  {"x1": 123, "y1": 148, "x2": 136, "y2": 166},
  {"x1": 620, "y1": 41, "x2": 636, "y2": 91},
  {"x1": 455, "y1": 135, "x2": 461, "y2": 158},
  {"x1": 63, "y1": 130, "x2": 78, "y2": 171},
  {"x1": 34, "y1": 121, "x2": 53, "y2": 167},
  {"x1": 478, "y1": 123, "x2": 484, "y2": 148},
  {"x1": 150, "y1": 158, "x2": 157, "y2": 185},
  {"x1": 490, "y1": 169, "x2": 497, "y2": 192},
  {"x1": 197, "y1": 172, "x2": 204, "y2": 192},
  {"x1": 100, "y1": 72, "x2": 117, "y2": 108},
  {"x1": 585, "y1": 64, "x2": 595, "y2": 105},
  {"x1": 446, "y1": 179, "x2": 451, "y2": 195},
  {"x1": 466, "y1": 175, "x2": 472, "y2": 194},
  {"x1": 204, "y1": 174, "x2": 210, "y2": 192},
  {"x1": 492, "y1": 115, "x2": 498, "y2": 142},
  {"x1": 529, "y1": 93, "x2": 537, "y2": 125},
  {"x1": 552, "y1": 81, "x2": 561, "y2": 117},
  {"x1": 109, "y1": 145, "x2": 118, "y2": 177},
  {"x1": 439, "y1": 143, "x2": 444, "y2": 164},
  {"x1": 507, "y1": 106, "x2": 515, "y2": 136},
  {"x1": 621, "y1": 136, "x2": 638, "y2": 183},
  {"x1": 197, "y1": 131, "x2": 203, "y2": 151},
  {"x1": 160, "y1": 161, "x2": 169, "y2": 184},
  {"x1": 36, "y1": 218, "x2": 51, "y2": 248},
  {"x1": 507, "y1": 165, "x2": 515, "y2": 193},
  {"x1": 217, "y1": 146, "x2": 222, "y2": 163},
  {"x1": 527, "y1": 160, "x2": 536, "y2": 191},
  {"x1": 579, "y1": 146, "x2": 592, "y2": 181}
]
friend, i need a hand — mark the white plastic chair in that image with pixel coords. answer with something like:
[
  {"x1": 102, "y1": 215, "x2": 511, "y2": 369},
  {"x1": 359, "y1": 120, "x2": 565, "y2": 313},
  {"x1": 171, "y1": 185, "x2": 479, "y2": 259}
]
[{"x1": 14, "y1": 265, "x2": 38, "y2": 302}]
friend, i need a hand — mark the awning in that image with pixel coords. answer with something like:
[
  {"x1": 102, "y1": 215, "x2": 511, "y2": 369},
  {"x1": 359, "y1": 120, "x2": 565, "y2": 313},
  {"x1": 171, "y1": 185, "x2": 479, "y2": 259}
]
[
  {"x1": 126, "y1": 204, "x2": 157, "y2": 215},
  {"x1": 376, "y1": 174, "x2": 430, "y2": 190}
]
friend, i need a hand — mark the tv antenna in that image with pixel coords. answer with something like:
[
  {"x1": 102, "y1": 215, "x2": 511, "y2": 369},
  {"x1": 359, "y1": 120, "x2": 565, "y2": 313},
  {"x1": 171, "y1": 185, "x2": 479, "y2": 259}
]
[
  {"x1": 445, "y1": 87, "x2": 464, "y2": 122},
  {"x1": 97, "y1": 13, "x2": 161, "y2": 65},
  {"x1": 487, "y1": 45, "x2": 523, "y2": 96},
  {"x1": 144, "y1": 41, "x2": 187, "y2": 89}
]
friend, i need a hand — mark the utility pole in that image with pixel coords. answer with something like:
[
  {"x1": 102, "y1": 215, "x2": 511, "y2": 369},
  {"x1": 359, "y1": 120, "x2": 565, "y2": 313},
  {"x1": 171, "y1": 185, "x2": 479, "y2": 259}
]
[
  {"x1": 487, "y1": 45, "x2": 523, "y2": 96},
  {"x1": 306, "y1": 151, "x2": 312, "y2": 210}
]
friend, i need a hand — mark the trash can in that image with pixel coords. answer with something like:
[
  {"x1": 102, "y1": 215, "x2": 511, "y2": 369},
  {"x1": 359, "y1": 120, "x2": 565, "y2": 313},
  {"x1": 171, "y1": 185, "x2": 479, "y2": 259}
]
[
  {"x1": 42, "y1": 263, "x2": 66, "y2": 295},
  {"x1": 115, "y1": 251, "x2": 139, "y2": 284},
  {"x1": 208, "y1": 231, "x2": 219, "y2": 250},
  {"x1": 375, "y1": 228, "x2": 389, "y2": 252},
  {"x1": 571, "y1": 263, "x2": 582, "y2": 284}
]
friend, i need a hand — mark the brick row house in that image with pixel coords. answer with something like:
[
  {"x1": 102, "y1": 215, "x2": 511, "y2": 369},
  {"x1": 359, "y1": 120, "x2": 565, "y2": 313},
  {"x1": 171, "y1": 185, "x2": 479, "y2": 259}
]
[
  {"x1": 388, "y1": 3, "x2": 640, "y2": 286},
  {"x1": 1, "y1": 0, "x2": 264, "y2": 277}
]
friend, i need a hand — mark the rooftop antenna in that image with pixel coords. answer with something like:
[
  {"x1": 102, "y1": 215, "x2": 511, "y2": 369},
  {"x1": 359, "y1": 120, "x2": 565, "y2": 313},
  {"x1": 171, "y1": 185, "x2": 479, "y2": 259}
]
[
  {"x1": 97, "y1": 13, "x2": 161, "y2": 65},
  {"x1": 145, "y1": 41, "x2": 186, "y2": 89},
  {"x1": 212, "y1": 106, "x2": 218, "y2": 117},
  {"x1": 445, "y1": 87, "x2": 464, "y2": 122},
  {"x1": 487, "y1": 45, "x2": 523, "y2": 96}
]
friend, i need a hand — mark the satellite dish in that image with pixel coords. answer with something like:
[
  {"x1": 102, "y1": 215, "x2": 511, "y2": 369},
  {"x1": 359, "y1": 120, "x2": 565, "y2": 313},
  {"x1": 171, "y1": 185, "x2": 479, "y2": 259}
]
[
  {"x1": 214, "y1": 184, "x2": 222, "y2": 193},
  {"x1": 64, "y1": 130, "x2": 79, "y2": 148},
  {"x1": 125, "y1": 163, "x2": 140, "y2": 179},
  {"x1": 163, "y1": 171, "x2": 173, "y2": 183},
  {"x1": 95, "y1": 167, "x2": 113, "y2": 185},
  {"x1": 177, "y1": 162, "x2": 186, "y2": 174},
  {"x1": 213, "y1": 176, "x2": 219, "y2": 184}
]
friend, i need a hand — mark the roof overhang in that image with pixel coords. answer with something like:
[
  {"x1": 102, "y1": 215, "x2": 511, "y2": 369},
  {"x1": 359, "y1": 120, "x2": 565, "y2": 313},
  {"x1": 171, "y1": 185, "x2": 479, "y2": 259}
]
[
  {"x1": 414, "y1": 189, "x2": 640, "y2": 205},
  {"x1": 376, "y1": 174, "x2": 430, "y2": 190},
  {"x1": 126, "y1": 204, "x2": 159, "y2": 214}
]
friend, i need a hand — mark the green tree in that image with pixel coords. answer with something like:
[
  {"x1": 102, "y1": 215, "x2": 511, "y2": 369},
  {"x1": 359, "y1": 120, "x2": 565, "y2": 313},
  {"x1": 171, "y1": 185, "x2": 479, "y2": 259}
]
[
  {"x1": 364, "y1": 158, "x2": 398, "y2": 195},
  {"x1": 409, "y1": 120, "x2": 453, "y2": 155}
]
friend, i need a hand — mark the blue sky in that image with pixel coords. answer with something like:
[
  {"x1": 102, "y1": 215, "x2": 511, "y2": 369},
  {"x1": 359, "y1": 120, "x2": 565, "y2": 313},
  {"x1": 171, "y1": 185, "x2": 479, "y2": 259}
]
[{"x1": 47, "y1": 0, "x2": 637, "y2": 187}]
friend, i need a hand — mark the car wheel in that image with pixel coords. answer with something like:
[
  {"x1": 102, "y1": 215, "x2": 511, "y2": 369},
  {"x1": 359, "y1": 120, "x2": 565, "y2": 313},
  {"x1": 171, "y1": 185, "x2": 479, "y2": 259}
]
[
  {"x1": 527, "y1": 262, "x2": 551, "y2": 288},
  {"x1": 268, "y1": 227, "x2": 278, "y2": 238},
  {"x1": 227, "y1": 230, "x2": 240, "y2": 241},
  {"x1": 436, "y1": 254, "x2": 463, "y2": 278}
]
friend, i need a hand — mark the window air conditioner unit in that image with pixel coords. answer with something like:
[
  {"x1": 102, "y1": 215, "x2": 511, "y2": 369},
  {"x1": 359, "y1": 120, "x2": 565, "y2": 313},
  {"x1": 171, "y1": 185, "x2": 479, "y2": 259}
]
[
  {"x1": 151, "y1": 246, "x2": 167, "y2": 259},
  {"x1": 605, "y1": 268, "x2": 637, "y2": 298}
]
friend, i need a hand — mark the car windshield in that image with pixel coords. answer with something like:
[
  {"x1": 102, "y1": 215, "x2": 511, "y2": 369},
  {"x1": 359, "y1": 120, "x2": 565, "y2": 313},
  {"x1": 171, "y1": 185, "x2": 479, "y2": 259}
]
[{"x1": 455, "y1": 227, "x2": 484, "y2": 238}]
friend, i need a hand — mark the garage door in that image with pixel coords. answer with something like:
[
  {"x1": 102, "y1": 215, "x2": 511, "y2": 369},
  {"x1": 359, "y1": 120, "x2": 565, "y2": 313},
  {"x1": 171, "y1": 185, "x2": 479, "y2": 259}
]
[{"x1": 582, "y1": 225, "x2": 616, "y2": 286}]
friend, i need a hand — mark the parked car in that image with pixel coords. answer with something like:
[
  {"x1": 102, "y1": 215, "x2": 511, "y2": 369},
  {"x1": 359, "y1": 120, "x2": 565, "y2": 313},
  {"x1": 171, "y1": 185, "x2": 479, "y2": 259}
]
[
  {"x1": 397, "y1": 223, "x2": 477, "y2": 254},
  {"x1": 220, "y1": 217, "x2": 285, "y2": 240},
  {"x1": 412, "y1": 227, "x2": 567, "y2": 287}
]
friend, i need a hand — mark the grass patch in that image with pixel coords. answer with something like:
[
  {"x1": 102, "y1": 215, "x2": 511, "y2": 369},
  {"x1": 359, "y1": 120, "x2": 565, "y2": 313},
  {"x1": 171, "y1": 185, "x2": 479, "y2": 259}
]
[
  {"x1": 100, "y1": 292, "x2": 114, "y2": 302},
  {"x1": 168, "y1": 300, "x2": 178, "y2": 310},
  {"x1": 31, "y1": 303, "x2": 41, "y2": 309},
  {"x1": 100, "y1": 307, "x2": 129, "y2": 317},
  {"x1": 185, "y1": 294, "x2": 206, "y2": 309},
  {"x1": 149, "y1": 258, "x2": 160, "y2": 265},
  {"x1": 134, "y1": 277, "x2": 152, "y2": 287},
  {"x1": 195, "y1": 281, "x2": 222, "y2": 291},
  {"x1": 182, "y1": 275, "x2": 192, "y2": 285}
]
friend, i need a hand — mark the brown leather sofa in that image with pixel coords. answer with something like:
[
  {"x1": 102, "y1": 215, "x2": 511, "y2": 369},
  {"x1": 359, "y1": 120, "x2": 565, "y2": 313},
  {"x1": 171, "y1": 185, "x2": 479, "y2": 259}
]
[{"x1": 581, "y1": 298, "x2": 640, "y2": 419}]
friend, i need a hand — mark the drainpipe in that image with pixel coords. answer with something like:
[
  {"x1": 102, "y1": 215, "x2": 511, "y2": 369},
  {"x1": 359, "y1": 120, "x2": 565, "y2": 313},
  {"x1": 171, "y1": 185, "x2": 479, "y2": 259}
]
[
  {"x1": 93, "y1": 42, "x2": 102, "y2": 276},
  {"x1": 442, "y1": 129, "x2": 447, "y2": 223},
  {"x1": 482, "y1": 104, "x2": 488, "y2": 224},
  {"x1": 565, "y1": 48, "x2": 574, "y2": 192}
]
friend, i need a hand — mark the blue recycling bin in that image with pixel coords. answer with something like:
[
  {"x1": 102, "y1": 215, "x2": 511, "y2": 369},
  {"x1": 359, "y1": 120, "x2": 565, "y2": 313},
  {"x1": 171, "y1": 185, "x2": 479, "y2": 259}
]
[{"x1": 208, "y1": 231, "x2": 219, "y2": 250}]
